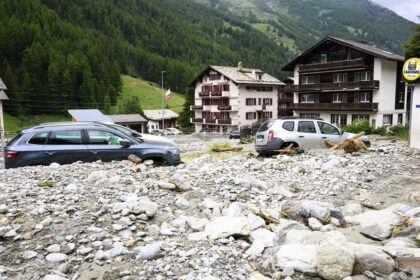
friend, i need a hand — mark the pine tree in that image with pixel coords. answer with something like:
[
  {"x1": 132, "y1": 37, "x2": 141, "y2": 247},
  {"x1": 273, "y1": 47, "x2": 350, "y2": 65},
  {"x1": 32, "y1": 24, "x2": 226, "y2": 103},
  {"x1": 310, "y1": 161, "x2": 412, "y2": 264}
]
[{"x1": 404, "y1": 20, "x2": 420, "y2": 58}]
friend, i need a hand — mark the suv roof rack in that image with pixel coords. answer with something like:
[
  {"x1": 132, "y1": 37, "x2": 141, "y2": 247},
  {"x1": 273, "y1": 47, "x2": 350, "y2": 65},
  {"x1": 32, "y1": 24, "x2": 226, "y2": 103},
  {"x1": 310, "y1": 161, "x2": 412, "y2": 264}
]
[
  {"x1": 280, "y1": 116, "x2": 324, "y2": 120},
  {"x1": 29, "y1": 122, "x2": 105, "y2": 130}
]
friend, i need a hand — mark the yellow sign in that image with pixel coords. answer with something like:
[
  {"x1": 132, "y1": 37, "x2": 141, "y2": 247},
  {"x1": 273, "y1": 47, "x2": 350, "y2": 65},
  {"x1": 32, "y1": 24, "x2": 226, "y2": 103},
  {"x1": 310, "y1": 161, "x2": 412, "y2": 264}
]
[{"x1": 403, "y1": 58, "x2": 420, "y2": 81}]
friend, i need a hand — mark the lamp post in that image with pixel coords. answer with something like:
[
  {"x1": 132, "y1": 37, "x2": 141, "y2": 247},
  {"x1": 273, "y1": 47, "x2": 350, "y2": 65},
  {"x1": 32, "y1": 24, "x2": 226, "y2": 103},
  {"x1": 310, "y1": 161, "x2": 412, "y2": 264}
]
[{"x1": 161, "y1": 71, "x2": 166, "y2": 130}]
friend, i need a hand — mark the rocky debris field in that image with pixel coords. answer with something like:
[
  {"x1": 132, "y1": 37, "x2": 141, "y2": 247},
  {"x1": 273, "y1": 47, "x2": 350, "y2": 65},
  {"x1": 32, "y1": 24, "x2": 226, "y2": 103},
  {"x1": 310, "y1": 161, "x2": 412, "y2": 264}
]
[{"x1": 0, "y1": 139, "x2": 419, "y2": 280}]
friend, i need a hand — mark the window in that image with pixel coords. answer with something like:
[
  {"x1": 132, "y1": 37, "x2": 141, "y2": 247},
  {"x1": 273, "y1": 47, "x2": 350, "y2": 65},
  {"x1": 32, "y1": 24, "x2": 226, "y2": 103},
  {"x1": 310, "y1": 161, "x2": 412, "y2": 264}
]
[
  {"x1": 263, "y1": 98, "x2": 273, "y2": 105},
  {"x1": 352, "y1": 115, "x2": 370, "y2": 122},
  {"x1": 398, "y1": 92, "x2": 405, "y2": 103},
  {"x1": 282, "y1": 121, "x2": 295, "y2": 131},
  {"x1": 246, "y1": 112, "x2": 256, "y2": 120},
  {"x1": 28, "y1": 132, "x2": 49, "y2": 145},
  {"x1": 349, "y1": 49, "x2": 363, "y2": 60},
  {"x1": 355, "y1": 71, "x2": 371, "y2": 81},
  {"x1": 331, "y1": 114, "x2": 347, "y2": 126},
  {"x1": 318, "y1": 122, "x2": 340, "y2": 135},
  {"x1": 354, "y1": 92, "x2": 371, "y2": 103},
  {"x1": 383, "y1": 114, "x2": 393, "y2": 126},
  {"x1": 209, "y1": 73, "x2": 221, "y2": 81},
  {"x1": 333, "y1": 73, "x2": 348, "y2": 83},
  {"x1": 87, "y1": 130, "x2": 124, "y2": 145},
  {"x1": 48, "y1": 130, "x2": 83, "y2": 145},
  {"x1": 397, "y1": 114, "x2": 403, "y2": 125},
  {"x1": 329, "y1": 45, "x2": 347, "y2": 62},
  {"x1": 301, "y1": 94, "x2": 317, "y2": 103},
  {"x1": 222, "y1": 84, "x2": 230, "y2": 91},
  {"x1": 298, "y1": 121, "x2": 317, "y2": 133},
  {"x1": 300, "y1": 113, "x2": 320, "y2": 119},
  {"x1": 333, "y1": 93, "x2": 347, "y2": 103},
  {"x1": 246, "y1": 98, "x2": 256, "y2": 106},
  {"x1": 302, "y1": 75, "x2": 319, "y2": 85},
  {"x1": 263, "y1": 112, "x2": 273, "y2": 119}
]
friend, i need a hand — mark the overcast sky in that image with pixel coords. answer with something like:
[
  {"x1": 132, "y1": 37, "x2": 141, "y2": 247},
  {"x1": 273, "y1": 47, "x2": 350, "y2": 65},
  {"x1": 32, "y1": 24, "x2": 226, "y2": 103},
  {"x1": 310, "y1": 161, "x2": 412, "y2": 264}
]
[{"x1": 371, "y1": 0, "x2": 420, "y2": 22}]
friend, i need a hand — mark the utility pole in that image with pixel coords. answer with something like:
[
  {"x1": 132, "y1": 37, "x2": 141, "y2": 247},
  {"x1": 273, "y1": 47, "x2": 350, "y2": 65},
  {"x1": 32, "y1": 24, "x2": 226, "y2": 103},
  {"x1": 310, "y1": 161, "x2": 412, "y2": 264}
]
[{"x1": 161, "y1": 71, "x2": 166, "y2": 130}]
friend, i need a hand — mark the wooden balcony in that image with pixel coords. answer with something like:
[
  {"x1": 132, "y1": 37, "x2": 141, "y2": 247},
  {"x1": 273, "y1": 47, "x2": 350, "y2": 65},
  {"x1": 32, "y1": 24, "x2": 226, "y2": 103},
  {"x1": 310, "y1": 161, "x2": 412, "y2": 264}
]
[
  {"x1": 299, "y1": 59, "x2": 367, "y2": 73},
  {"x1": 190, "y1": 105, "x2": 203, "y2": 110},
  {"x1": 199, "y1": 92, "x2": 209, "y2": 97},
  {"x1": 205, "y1": 119, "x2": 216, "y2": 124},
  {"x1": 284, "y1": 80, "x2": 379, "y2": 93},
  {"x1": 290, "y1": 102, "x2": 378, "y2": 112},
  {"x1": 210, "y1": 92, "x2": 222, "y2": 97},
  {"x1": 218, "y1": 119, "x2": 232, "y2": 125},
  {"x1": 278, "y1": 98, "x2": 294, "y2": 103},
  {"x1": 191, "y1": 118, "x2": 203, "y2": 123}
]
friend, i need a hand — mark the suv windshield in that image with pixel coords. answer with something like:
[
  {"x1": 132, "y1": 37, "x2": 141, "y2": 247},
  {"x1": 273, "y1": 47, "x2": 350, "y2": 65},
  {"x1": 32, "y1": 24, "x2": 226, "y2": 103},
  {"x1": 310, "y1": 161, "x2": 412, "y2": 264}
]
[
  {"x1": 258, "y1": 120, "x2": 274, "y2": 132},
  {"x1": 108, "y1": 124, "x2": 142, "y2": 139}
]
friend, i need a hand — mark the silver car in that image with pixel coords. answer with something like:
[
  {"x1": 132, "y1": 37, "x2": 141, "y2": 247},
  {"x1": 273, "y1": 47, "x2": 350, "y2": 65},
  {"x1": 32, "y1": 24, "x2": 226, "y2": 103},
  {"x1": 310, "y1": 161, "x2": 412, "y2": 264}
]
[{"x1": 255, "y1": 118, "x2": 370, "y2": 155}]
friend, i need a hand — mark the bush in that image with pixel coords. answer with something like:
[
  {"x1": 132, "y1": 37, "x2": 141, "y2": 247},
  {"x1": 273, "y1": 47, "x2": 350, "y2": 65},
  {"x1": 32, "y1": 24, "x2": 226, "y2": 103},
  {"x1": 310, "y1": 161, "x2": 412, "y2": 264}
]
[
  {"x1": 388, "y1": 125, "x2": 409, "y2": 140},
  {"x1": 372, "y1": 126, "x2": 387, "y2": 136},
  {"x1": 344, "y1": 119, "x2": 373, "y2": 134},
  {"x1": 209, "y1": 141, "x2": 231, "y2": 152}
]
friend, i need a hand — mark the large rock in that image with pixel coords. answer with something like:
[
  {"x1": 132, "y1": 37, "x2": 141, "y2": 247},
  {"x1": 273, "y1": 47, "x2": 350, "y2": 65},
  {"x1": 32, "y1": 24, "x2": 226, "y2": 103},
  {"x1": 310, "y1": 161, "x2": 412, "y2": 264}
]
[
  {"x1": 250, "y1": 228, "x2": 275, "y2": 247},
  {"x1": 350, "y1": 243, "x2": 395, "y2": 275},
  {"x1": 316, "y1": 240, "x2": 355, "y2": 280},
  {"x1": 204, "y1": 216, "x2": 250, "y2": 239},
  {"x1": 276, "y1": 244, "x2": 317, "y2": 274},
  {"x1": 113, "y1": 195, "x2": 158, "y2": 218},
  {"x1": 350, "y1": 203, "x2": 412, "y2": 241},
  {"x1": 285, "y1": 230, "x2": 346, "y2": 245},
  {"x1": 273, "y1": 219, "x2": 308, "y2": 245},
  {"x1": 169, "y1": 173, "x2": 192, "y2": 192}
]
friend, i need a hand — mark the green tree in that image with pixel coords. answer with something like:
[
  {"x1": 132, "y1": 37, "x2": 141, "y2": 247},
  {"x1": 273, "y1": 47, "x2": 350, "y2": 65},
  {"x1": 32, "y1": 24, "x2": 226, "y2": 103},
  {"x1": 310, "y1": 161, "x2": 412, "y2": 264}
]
[
  {"x1": 178, "y1": 87, "x2": 194, "y2": 128},
  {"x1": 404, "y1": 20, "x2": 420, "y2": 58},
  {"x1": 117, "y1": 96, "x2": 144, "y2": 116}
]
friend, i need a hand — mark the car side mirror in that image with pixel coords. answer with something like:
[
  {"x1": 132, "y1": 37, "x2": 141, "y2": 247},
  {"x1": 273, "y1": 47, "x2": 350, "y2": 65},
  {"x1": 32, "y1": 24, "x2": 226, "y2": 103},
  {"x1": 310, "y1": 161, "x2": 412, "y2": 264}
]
[{"x1": 119, "y1": 139, "x2": 131, "y2": 148}]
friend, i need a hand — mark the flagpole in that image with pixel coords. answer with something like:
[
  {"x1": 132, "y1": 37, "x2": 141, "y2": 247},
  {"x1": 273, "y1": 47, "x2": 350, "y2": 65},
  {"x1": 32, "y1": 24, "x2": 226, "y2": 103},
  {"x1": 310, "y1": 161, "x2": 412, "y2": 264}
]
[{"x1": 161, "y1": 71, "x2": 165, "y2": 130}]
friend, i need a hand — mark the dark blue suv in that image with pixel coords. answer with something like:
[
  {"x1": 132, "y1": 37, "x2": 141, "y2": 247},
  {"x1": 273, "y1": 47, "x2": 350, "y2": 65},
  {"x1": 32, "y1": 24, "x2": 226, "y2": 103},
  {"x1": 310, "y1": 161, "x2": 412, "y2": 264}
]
[{"x1": 4, "y1": 123, "x2": 181, "y2": 169}]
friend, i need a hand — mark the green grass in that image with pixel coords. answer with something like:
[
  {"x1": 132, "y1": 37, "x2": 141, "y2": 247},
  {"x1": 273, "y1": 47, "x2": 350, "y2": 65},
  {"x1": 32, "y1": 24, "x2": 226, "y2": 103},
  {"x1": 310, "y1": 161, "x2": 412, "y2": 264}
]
[
  {"x1": 251, "y1": 23, "x2": 271, "y2": 32},
  {"x1": 118, "y1": 75, "x2": 185, "y2": 114},
  {"x1": 4, "y1": 113, "x2": 67, "y2": 135}
]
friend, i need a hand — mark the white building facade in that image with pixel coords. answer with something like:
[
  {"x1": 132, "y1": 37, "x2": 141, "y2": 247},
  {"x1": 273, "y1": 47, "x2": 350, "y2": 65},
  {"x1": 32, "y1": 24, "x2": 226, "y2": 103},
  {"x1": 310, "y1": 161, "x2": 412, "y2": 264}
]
[
  {"x1": 190, "y1": 64, "x2": 283, "y2": 133},
  {"x1": 282, "y1": 37, "x2": 408, "y2": 128}
]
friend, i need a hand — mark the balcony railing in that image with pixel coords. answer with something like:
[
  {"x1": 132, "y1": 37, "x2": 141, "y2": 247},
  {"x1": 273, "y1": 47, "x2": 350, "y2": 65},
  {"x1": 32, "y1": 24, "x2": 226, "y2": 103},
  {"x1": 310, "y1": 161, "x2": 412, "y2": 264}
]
[
  {"x1": 205, "y1": 119, "x2": 216, "y2": 124},
  {"x1": 290, "y1": 102, "x2": 378, "y2": 111},
  {"x1": 284, "y1": 80, "x2": 379, "y2": 93},
  {"x1": 218, "y1": 119, "x2": 232, "y2": 125},
  {"x1": 299, "y1": 59, "x2": 367, "y2": 73},
  {"x1": 191, "y1": 118, "x2": 203, "y2": 123},
  {"x1": 199, "y1": 92, "x2": 209, "y2": 97},
  {"x1": 191, "y1": 105, "x2": 203, "y2": 110},
  {"x1": 278, "y1": 98, "x2": 294, "y2": 103},
  {"x1": 210, "y1": 92, "x2": 222, "y2": 97},
  {"x1": 218, "y1": 105, "x2": 232, "y2": 111}
]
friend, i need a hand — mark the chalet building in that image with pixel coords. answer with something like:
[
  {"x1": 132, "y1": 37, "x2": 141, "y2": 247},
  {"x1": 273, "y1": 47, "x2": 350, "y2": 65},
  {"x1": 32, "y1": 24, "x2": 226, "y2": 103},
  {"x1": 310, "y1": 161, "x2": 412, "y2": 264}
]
[
  {"x1": 190, "y1": 63, "x2": 283, "y2": 133},
  {"x1": 143, "y1": 109, "x2": 179, "y2": 131},
  {"x1": 282, "y1": 37, "x2": 407, "y2": 128}
]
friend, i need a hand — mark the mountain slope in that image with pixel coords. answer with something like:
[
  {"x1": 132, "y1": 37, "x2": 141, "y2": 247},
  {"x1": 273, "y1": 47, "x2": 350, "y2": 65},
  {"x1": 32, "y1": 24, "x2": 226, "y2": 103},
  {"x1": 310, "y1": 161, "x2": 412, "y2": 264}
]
[{"x1": 200, "y1": 0, "x2": 415, "y2": 55}]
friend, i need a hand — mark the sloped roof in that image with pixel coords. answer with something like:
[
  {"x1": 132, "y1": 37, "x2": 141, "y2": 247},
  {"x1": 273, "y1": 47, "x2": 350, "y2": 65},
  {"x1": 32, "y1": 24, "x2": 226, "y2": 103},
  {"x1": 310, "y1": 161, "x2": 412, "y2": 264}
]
[
  {"x1": 282, "y1": 36, "x2": 405, "y2": 71},
  {"x1": 189, "y1": 65, "x2": 284, "y2": 87},
  {"x1": 107, "y1": 114, "x2": 147, "y2": 123},
  {"x1": 0, "y1": 78, "x2": 7, "y2": 90},
  {"x1": 0, "y1": 90, "x2": 9, "y2": 100},
  {"x1": 143, "y1": 109, "x2": 179, "y2": 121},
  {"x1": 68, "y1": 109, "x2": 113, "y2": 122}
]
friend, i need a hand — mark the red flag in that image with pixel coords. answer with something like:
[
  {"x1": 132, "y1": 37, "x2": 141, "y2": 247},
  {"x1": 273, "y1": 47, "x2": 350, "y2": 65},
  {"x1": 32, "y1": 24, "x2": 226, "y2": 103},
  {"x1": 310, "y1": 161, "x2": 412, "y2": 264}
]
[{"x1": 164, "y1": 89, "x2": 172, "y2": 101}]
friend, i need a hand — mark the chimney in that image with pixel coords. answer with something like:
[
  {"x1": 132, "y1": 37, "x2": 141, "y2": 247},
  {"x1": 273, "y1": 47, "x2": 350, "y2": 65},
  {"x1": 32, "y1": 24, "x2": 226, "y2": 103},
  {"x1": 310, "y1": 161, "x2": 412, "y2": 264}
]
[{"x1": 238, "y1": 62, "x2": 243, "y2": 71}]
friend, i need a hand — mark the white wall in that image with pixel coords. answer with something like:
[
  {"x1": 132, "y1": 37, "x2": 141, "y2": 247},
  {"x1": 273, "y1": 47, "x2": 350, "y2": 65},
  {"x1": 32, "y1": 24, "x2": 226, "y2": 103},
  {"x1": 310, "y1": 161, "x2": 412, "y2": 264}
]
[
  {"x1": 0, "y1": 101, "x2": 4, "y2": 133},
  {"x1": 147, "y1": 120, "x2": 160, "y2": 131},
  {"x1": 410, "y1": 82, "x2": 420, "y2": 149}
]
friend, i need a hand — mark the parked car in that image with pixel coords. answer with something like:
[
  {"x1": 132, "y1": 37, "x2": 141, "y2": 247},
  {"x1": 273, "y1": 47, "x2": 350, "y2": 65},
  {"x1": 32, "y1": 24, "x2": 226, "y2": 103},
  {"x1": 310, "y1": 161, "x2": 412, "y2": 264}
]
[
  {"x1": 164, "y1": 127, "x2": 182, "y2": 135},
  {"x1": 98, "y1": 122, "x2": 175, "y2": 145},
  {"x1": 4, "y1": 122, "x2": 181, "y2": 169},
  {"x1": 229, "y1": 128, "x2": 241, "y2": 139},
  {"x1": 150, "y1": 129, "x2": 163, "y2": 135},
  {"x1": 255, "y1": 118, "x2": 370, "y2": 155}
]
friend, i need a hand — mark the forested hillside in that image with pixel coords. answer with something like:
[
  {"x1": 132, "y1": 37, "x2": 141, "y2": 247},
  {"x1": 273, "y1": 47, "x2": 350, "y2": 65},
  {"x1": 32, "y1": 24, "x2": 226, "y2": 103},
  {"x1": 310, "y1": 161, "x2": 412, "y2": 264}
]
[
  {"x1": 0, "y1": 0, "x2": 288, "y2": 115},
  {"x1": 202, "y1": 0, "x2": 415, "y2": 57},
  {"x1": 0, "y1": 0, "x2": 415, "y2": 117}
]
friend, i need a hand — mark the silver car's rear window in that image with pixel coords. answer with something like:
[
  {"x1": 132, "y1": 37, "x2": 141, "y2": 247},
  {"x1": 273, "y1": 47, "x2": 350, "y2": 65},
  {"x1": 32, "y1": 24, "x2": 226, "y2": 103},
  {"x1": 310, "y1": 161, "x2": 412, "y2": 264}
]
[
  {"x1": 258, "y1": 120, "x2": 274, "y2": 132},
  {"x1": 282, "y1": 121, "x2": 295, "y2": 131}
]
